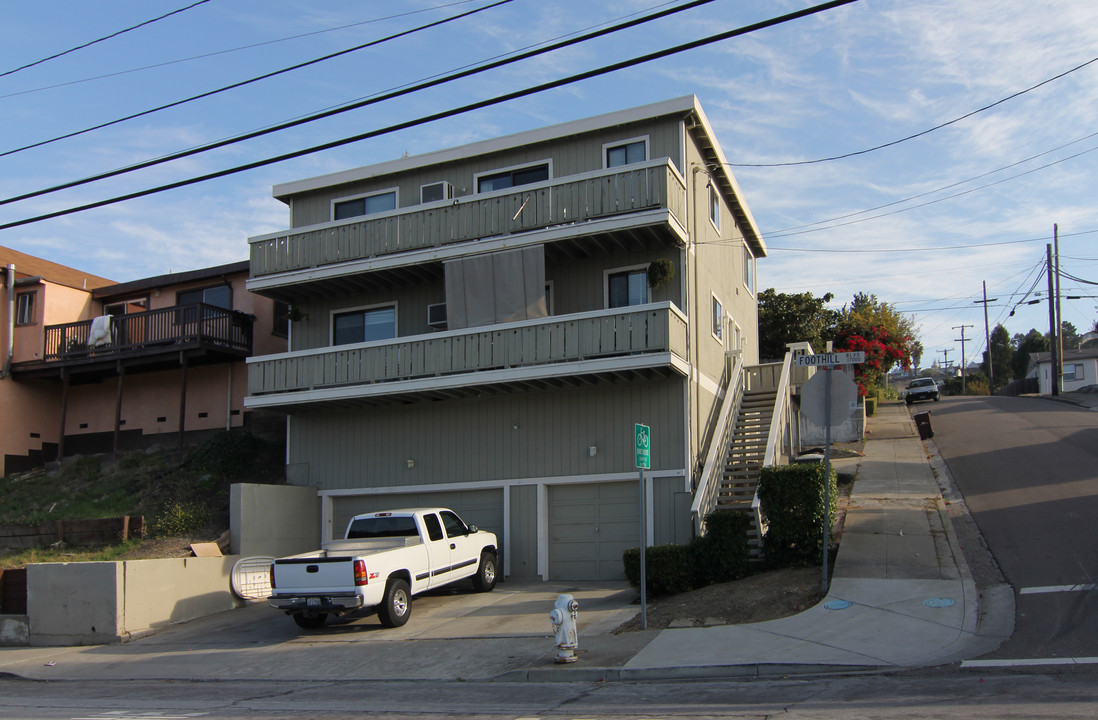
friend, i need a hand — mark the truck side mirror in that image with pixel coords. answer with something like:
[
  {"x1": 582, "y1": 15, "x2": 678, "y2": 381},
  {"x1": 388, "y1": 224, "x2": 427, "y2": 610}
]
[{"x1": 468, "y1": 525, "x2": 479, "y2": 533}]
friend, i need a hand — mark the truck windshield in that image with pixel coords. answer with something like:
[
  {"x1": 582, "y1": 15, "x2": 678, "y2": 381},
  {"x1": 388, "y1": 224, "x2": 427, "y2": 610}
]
[{"x1": 346, "y1": 515, "x2": 419, "y2": 539}]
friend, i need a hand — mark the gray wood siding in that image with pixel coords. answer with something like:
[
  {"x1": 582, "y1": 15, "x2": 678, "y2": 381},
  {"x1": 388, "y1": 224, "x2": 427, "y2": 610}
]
[
  {"x1": 287, "y1": 118, "x2": 685, "y2": 228},
  {"x1": 508, "y1": 484, "x2": 538, "y2": 580},
  {"x1": 652, "y1": 475, "x2": 693, "y2": 546},
  {"x1": 287, "y1": 379, "x2": 685, "y2": 490}
]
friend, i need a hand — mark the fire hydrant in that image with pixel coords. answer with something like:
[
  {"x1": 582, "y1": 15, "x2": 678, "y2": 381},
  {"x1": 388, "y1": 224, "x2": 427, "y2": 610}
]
[{"x1": 549, "y1": 593, "x2": 580, "y2": 663}]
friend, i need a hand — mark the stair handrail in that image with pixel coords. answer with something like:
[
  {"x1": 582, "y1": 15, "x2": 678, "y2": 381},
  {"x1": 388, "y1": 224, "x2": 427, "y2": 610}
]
[
  {"x1": 762, "y1": 350, "x2": 794, "y2": 468},
  {"x1": 690, "y1": 352, "x2": 746, "y2": 525}
]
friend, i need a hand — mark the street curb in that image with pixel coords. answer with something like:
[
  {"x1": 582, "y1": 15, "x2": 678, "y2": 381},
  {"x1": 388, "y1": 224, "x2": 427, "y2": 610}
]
[{"x1": 492, "y1": 662, "x2": 889, "y2": 683}]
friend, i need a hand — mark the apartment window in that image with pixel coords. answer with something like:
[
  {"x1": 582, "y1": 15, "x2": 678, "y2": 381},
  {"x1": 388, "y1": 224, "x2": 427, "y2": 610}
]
[
  {"x1": 273, "y1": 301, "x2": 289, "y2": 338},
  {"x1": 333, "y1": 190, "x2": 397, "y2": 221},
  {"x1": 605, "y1": 138, "x2": 647, "y2": 168},
  {"x1": 712, "y1": 296, "x2": 723, "y2": 341},
  {"x1": 420, "y1": 181, "x2": 452, "y2": 204},
  {"x1": 743, "y1": 244, "x2": 755, "y2": 295},
  {"x1": 15, "y1": 292, "x2": 36, "y2": 325},
  {"x1": 709, "y1": 185, "x2": 721, "y2": 231},
  {"x1": 178, "y1": 285, "x2": 231, "y2": 309},
  {"x1": 476, "y1": 162, "x2": 549, "y2": 193},
  {"x1": 606, "y1": 267, "x2": 649, "y2": 309},
  {"x1": 333, "y1": 304, "x2": 396, "y2": 346},
  {"x1": 1063, "y1": 364, "x2": 1084, "y2": 382}
]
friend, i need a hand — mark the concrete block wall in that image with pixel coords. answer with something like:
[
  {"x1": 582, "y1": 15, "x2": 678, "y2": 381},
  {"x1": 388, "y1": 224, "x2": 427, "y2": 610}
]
[
  {"x1": 26, "y1": 557, "x2": 240, "y2": 646},
  {"x1": 230, "y1": 482, "x2": 319, "y2": 558}
]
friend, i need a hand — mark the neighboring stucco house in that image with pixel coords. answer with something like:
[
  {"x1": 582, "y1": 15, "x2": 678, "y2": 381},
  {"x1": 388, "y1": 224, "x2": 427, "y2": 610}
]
[
  {"x1": 244, "y1": 96, "x2": 780, "y2": 581},
  {"x1": 1028, "y1": 349, "x2": 1098, "y2": 394},
  {"x1": 3, "y1": 252, "x2": 284, "y2": 475}
]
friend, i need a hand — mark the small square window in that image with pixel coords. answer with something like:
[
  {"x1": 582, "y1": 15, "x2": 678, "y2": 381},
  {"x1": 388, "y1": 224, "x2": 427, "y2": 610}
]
[
  {"x1": 333, "y1": 305, "x2": 397, "y2": 346},
  {"x1": 709, "y1": 185, "x2": 721, "y2": 231},
  {"x1": 476, "y1": 163, "x2": 549, "y2": 193},
  {"x1": 712, "y1": 297, "x2": 723, "y2": 341},
  {"x1": 743, "y1": 245, "x2": 755, "y2": 294},
  {"x1": 607, "y1": 268, "x2": 648, "y2": 309}
]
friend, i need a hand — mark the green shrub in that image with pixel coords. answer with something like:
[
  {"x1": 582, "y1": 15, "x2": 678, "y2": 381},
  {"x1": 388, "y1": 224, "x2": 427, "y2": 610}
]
[
  {"x1": 186, "y1": 431, "x2": 275, "y2": 480},
  {"x1": 689, "y1": 511, "x2": 750, "y2": 586},
  {"x1": 147, "y1": 499, "x2": 211, "y2": 538},
  {"x1": 622, "y1": 544, "x2": 694, "y2": 597},
  {"x1": 864, "y1": 396, "x2": 877, "y2": 416},
  {"x1": 757, "y1": 463, "x2": 837, "y2": 567}
]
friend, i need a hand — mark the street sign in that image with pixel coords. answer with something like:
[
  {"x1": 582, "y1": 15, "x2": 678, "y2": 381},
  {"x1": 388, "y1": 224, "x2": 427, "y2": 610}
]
[
  {"x1": 796, "y1": 351, "x2": 866, "y2": 367},
  {"x1": 635, "y1": 423, "x2": 651, "y2": 469}
]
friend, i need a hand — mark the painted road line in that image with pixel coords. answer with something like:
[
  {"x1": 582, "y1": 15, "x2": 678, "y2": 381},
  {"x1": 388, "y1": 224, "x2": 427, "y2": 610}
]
[
  {"x1": 1020, "y1": 584, "x2": 1098, "y2": 595},
  {"x1": 962, "y1": 657, "x2": 1098, "y2": 669}
]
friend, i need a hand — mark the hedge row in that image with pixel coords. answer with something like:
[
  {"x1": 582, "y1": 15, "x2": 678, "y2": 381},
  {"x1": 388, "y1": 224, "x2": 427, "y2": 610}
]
[
  {"x1": 622, "y1": 511, "x2": 751, "y2": 597},
  {"x1": 757, "y1": 462, "x2": 837, "y2": 567}
]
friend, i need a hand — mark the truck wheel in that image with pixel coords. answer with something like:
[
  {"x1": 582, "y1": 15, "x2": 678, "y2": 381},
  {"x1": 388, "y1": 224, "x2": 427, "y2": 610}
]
[
  {"x1": 292, "y1": 612, "x2": 327, "y2": 630},
  {"x1": 472, "y1": 551, "x2": 497, "y2": 592},
  {"x1": 378, "y1": 578, "x2": 412, "y2": 628}
]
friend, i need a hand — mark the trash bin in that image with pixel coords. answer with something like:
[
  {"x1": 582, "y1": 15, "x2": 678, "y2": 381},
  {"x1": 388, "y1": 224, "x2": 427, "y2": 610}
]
[{"x1": 913, "y1": 411, "x2": 933, "y2": 440}]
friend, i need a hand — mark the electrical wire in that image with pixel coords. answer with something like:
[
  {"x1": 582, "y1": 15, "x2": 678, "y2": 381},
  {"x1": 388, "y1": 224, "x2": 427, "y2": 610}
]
[
  {"x1": 0, "y1": 0, "x2": 793, "y2": 211},
  {"x1": 0, "y1": 0, "x2": 212, "y2": 79},
  {"x1": 726, "y1": 55, "x2": 1098, "y2": 167},
  {"x1": 0, "y1": 0, "x2": 862, "y2": 230},
  {"x1": 0, "y1": 0, "x2": 489, "y2": 100},
  {"x1": 0, "y1": 0, "x2": 513, "y2": 160}
]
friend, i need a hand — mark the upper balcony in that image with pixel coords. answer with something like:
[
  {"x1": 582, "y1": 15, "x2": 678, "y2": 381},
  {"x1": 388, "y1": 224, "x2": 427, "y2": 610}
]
[
  {"x1": 245, "y1": 302, "x2": 688, "y2": 410},
  {"x1": 248, "y1": 160, "x2": 688, "y2": 297},
  {"x1": 11, "y1": 303, "x2": 255, "y2": 381}
]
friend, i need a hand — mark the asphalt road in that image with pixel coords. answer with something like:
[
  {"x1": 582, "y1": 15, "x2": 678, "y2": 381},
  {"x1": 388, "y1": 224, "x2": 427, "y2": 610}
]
[{"x1": 922, "y1": 395, "x2": 1098, "y2": 665}]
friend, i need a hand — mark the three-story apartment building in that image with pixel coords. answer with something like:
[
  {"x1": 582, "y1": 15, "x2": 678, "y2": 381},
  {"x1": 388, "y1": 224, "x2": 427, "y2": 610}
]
[{"x1": 245, "y1": 96, "x2": 767, "y2": 581}]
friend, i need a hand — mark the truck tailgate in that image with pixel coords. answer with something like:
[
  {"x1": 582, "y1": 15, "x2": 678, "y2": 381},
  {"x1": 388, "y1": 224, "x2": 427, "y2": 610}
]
[{"x1": 272, "y1": 557, "x2": 356, "y2": 594}]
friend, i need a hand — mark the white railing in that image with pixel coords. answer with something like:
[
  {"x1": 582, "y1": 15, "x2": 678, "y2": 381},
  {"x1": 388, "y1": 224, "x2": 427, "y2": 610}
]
[{"x1": 690, "y1": 352, "x2": 745, "y2": 530}]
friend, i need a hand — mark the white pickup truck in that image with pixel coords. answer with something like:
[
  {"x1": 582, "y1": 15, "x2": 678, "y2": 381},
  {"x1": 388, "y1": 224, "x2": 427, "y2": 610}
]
[{"x1": 268, "y1": 508, "x2": 498, "y2": 629}]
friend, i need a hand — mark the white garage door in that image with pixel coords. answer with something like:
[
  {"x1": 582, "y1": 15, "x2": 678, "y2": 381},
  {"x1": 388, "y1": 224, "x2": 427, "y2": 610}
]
[{"x1": 548, "y1": 482, "x2": 639, "y2": 580}]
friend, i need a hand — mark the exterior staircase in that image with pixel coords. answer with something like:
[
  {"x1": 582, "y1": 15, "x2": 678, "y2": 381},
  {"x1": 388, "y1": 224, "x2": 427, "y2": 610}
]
[{"x1": 714, "y1": 387, "x2": 777, "y2": 556}]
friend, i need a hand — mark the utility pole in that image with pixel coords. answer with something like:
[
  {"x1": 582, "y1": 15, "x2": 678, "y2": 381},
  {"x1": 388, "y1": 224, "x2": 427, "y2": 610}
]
[
  {"x1": 938, "y1": 348, "x2": 951, "y2": 369},
  {"x1": 953, "y1": 324, "x2": 974, "y2": 394},
  {"x1": 974, "y1": 281, "x2": 998, "y2": 392},
  {"x1": 1054, "y1": 224, "x2": 1064, "y2": 390},
  {"x1": 1047, "y1": 243, "x2": 1060, "y2": 396}
]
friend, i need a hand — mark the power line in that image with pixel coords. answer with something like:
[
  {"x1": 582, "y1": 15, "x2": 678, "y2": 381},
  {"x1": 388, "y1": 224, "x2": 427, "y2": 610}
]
[
  {"x1": 0, "y1": 0, "x2": 513, "y2": 160},
  {"x1": 0, "y1": 0, "x2": 861, "y2": 231},
  {"x1": 726, "y1": 55, "x2": 1098, "y2": 168},
  {"x1": 0, "y1": 0, "x2": 212, "y2": 79},
  {"x1": 0, "y1": 0, "x2": 762, "y2": 210},
  {"x1": 0, "y1": 0, "x2": 490, "y2": 100}
]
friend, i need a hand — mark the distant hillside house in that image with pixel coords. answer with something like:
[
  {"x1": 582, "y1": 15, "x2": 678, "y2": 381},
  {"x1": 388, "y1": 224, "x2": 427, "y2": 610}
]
[{"x1": 1027, "y1": 348, "x2": 1098, "y2": 394}]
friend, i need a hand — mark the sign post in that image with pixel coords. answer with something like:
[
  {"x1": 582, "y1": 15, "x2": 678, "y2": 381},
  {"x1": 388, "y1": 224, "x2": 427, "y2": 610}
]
[
  {"x1": 795, "y1": 352, "x2": 864, "y2": 591},
  {"x1": 635, "y1": 423, "x2": 651, "y2": 629}
]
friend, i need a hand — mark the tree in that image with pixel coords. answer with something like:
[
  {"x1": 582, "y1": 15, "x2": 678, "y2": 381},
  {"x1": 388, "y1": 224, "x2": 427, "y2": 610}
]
[
  {"x1": 1011, "y1": 328, "x2": 1048, "y2": 379},
  {"x1": 981, "y1": 324, "x2": 1013, "y2": 390},
  {"x1": 756, "y1": 289, "x2": 840, "y2": 361},
  {"x1": 1061, "y1": 321, "x2": 1081, "y2": 350},
  {"x1": 831, "y1": 293, "x2": 916, "y2": 396}
]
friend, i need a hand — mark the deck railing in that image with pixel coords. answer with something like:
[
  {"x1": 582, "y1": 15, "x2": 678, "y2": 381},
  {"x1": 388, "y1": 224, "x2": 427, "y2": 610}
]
[
  {"x1": 43, "y1": 304, "x2": 253, "y2": 361},
  {"x1": 248, "y1": 302, "x2": 687, "y2": 397},
  {"x1": 249, "y1": 160, "x2": 688, "y2": 277}
]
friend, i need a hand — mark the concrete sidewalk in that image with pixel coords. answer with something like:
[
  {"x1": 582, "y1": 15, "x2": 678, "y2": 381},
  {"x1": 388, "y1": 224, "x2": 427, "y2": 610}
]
[{"x1": 0, "y1": 403, "x2": 1011, "y2": 683}]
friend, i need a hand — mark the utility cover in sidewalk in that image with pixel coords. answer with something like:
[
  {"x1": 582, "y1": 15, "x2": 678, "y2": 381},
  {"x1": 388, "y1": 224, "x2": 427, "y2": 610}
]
[
  {"x1": 924, "y1": 597, "x2": 956, "y2": 608},
  {"x1": 824, "y1": 600, "x2": 853, "y2": 610},
  {"x1": 801, "y1": 369, "x2": 859, "y2": 427}
]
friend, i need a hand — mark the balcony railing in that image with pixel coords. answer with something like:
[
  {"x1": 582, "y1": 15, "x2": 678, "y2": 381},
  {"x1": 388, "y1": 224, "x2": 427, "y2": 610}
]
[
  {"x1": 248, "y1": 302, "x2": 687, "y2": 399},
  {"x1": 249, "y1": 159, "x2": 688, "y2": 278},
  {"x1": 43, "y1": 304, "x2": 254, "y2": 362}
]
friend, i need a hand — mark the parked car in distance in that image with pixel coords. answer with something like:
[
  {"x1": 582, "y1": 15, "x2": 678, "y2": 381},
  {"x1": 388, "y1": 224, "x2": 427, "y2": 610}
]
[{"x1": 904, "y1": 377, "x2": 941, "y2": 405}]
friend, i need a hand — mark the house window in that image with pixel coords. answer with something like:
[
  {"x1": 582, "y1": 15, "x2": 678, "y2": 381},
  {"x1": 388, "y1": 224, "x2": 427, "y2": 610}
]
[
  {"x1": 420, "y1": 181, "x2": 452, "y2": 203},
  {"x1": 15, "y1": 292, "x2": 35, "y2": 325},
  {"x1": 273, "y1": 301, "x2": 289, "y2": 337},
  {"x1": 1063, "y1": 364, "x2": 1084, "y2": 382},
  {"x1": 743, "y1": 245, "x2": 755, "y2": 295},
  {"x1": 476, "y1": 162, "x2": 549, "y2": 193},
  {"x1": 333, "y1": 304, "x2": 396, "y2": 346},
  {"x1": 605, "y1": 138, "x2": 647, "y2": 168},
  {"x1": 709, "y1": 185, "x2": 721, "y2": 231},
  {"x1": 712, "y1": 296, "x2": 723, "y2": 341},
  {"x1": 333, "y1": 190, "x2": 397, "y2": 221},
  {"x1": 178, "y1": 284, "x2": 231, "y2": 310},
  {"x1": 606, "y1": 267, "x2": 649, "y2": 309}
]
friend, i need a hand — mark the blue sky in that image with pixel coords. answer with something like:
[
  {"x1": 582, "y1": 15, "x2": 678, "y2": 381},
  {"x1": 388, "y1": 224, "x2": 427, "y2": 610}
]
[{"x1": 2, "y1": 0, "x2": 1097, "y2": 369}]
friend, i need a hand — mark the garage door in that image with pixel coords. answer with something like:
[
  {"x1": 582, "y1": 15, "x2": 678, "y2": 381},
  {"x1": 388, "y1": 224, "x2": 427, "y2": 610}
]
[
  {"x1": 548, "y1": 482, "x2": 639, "y2": 580},
  {"x1": 331, "y1": 489, "x2": 504, "y2": 551}
]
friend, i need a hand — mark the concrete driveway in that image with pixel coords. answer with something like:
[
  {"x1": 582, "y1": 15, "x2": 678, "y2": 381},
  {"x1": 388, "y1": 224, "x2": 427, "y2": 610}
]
[{"x1": 0, "y1": 580, "x2": 649, "y2": 682}]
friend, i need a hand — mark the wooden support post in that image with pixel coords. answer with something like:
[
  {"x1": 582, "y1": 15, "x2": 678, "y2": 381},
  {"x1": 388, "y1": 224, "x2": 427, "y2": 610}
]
[
  {"x1": 178, "y1": 352, "x2": 189, "y2": 449},
  {"x1": 57, "y1": 367, "x2": 69, "y2": 463},
  {"x1": 113, "y1": 361, "x2": 125, "y2": 457}
]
